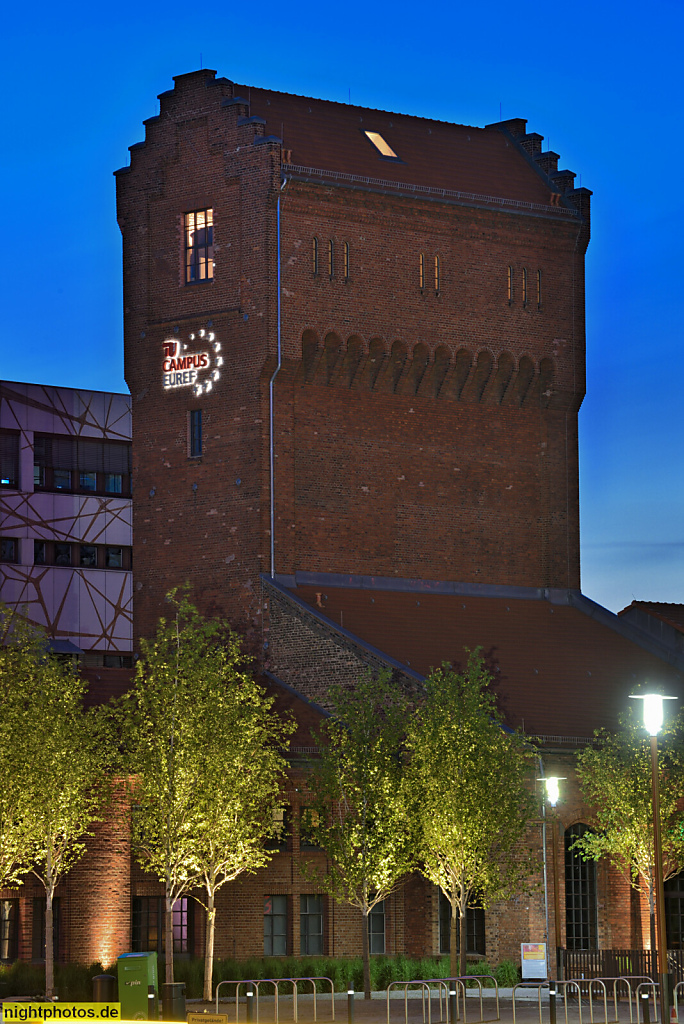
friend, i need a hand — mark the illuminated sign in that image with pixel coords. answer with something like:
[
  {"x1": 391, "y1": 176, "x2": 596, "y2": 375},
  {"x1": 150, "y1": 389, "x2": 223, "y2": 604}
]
[{"x1": 162, "y1": 330, "x2": 223, "y2": 396}]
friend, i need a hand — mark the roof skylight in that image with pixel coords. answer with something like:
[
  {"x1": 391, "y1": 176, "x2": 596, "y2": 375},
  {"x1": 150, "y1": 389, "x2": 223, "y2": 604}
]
[{"x1": 364, "y1": 131, "x2": 398, "y2": 158}]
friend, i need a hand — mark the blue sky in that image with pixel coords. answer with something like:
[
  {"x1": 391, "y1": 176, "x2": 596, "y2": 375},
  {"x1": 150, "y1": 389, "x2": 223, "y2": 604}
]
[{"x1": 3, "y1": 0, "x2": 682, "y2": 613}]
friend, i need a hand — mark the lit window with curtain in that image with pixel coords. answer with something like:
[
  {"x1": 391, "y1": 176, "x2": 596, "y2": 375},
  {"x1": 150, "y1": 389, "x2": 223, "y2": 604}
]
[
  {"x1": 184, "y1": 209, "x2": 214, "y2": 284},
  {"x1": 419, "y1": 254, "x2": 425, "y2": 290},
  {"x1": 434, "y1": 255, "x2": 440, "y2": 292}
]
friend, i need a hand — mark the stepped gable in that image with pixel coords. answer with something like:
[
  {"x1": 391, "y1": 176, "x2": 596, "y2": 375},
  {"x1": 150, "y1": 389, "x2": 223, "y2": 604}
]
[
  {"x1": 235, "y1": 83, "x2": 566, "y2": 208},
  {"x1": 273, "y1": 576, "x2": 684, "y2": 739}
]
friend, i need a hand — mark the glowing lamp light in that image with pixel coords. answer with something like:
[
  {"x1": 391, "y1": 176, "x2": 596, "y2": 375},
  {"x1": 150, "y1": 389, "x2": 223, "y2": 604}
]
[
  {"x1": 545, "y1": 776, "x2": 561, "y2": 807},
  {"x1": 630, "y1": 692, "x2": 677, "y2": 736}
]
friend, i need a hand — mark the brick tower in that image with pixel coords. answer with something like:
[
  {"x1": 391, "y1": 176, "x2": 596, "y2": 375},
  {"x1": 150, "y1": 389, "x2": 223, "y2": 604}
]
[{"x1": 116, "y1": 69, "x2": 590, "y2": 645}]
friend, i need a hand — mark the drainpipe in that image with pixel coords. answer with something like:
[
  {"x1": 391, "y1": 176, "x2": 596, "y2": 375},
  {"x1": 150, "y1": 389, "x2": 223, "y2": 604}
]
[
  {"x1": 539, "y1": 757, "x2": 550, "y2": 953},
  {"x1": 269, "y1": 185, "x2": 285, "y2": 577}
]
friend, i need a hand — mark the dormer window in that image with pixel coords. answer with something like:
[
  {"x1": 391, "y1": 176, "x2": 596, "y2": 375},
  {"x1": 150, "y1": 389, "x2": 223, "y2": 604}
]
[{"x1": 364, "y1": 131, "x2": 399, "y2": 159}]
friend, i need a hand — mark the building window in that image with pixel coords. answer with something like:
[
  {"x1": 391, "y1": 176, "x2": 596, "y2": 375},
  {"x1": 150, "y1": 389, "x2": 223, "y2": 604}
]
[
  {"x1": 0, "y1": 432, "x2": 19, "y2": 488},
  {"x1": 33, "y1": 435, "x2": 131, "y2": 496},
  {"x1": 666, "y1": 872, "x2": 684, "y2": 949},
  {"x1": 132, "y1": 896, "x2": 191, "y2": 955},
  {"x1": 265, "y1": 806, "x2": 290, "y2": 851},
  {"x1": 299, "y1": 807, "x2": 321, "y2": 850},
  {"x1": 34, "y1": 540, "x2": 46, "y2": 565},
  {"x1": 0, "y1": 538, "x2": 18, "y2": 563},
  {"x1": 419, "y1": 253, "x2": 425, "y2": 290},
  {"x1": 522, "y1": 267, "x2": 528, "y2": 305},
  {"x1": 565, "y1": 824, "x2": 598, "y2": 950},
  {"x1": 189, "y1": 410, "x2": 203, "y2": 458},
  {"x1": 368, "y1": 901, "x2": 385, "y2": 954},
  {"x1": 32, "y1": 897, "x2": 60, "y2": 962},
  {"x1": 312, "y1": 237, "x2": 319, "y2": 275},
  {"x1": 80, "y1": 545, "x2": 98, "y2": 568},
  {"x1": 363, "y1": 131, "x2": 399, "y2": 159},
  {"x1": 507, "y1": 266, "x2": 513, "y2": 304},
  {"x1": 106, "y1": 546, "x2": 123, "y2": 569},
  {"x1": 434, "y1": 255, "x2": 440, "y2": 292},
  {"x1": 327, "y1": 239, "x2": 334, "y2": 278},
  {"x1": 0, "y1": 899, "x2": 18, "y2": 961},
  {"x1": 185, "y1": 209, "x2": 214, "y2": 284},
  {"x1": 264, "y1": 896, "x2": 287, "y2": 956},
  {"x1": 537, "y1": 269, "x2": 542, "y2": 308},
  {"x1": 343, "y1": 242, "x2": 350, "y2": 281},
  {"x1": 54, "y1": 543, "x2": 72, "y2": 567},
  {"x1": 438, "y1": 891, "x2": 486, "y2": 956},
  {"x1": 300, "y1": 895, "x2": 323, "y2": 955}
]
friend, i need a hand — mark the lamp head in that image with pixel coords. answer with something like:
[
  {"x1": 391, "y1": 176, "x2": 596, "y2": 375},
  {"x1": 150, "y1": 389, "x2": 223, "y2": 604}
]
[
  {"x1": 630, "y1": 692, "x2": 677, "y2": 736},
  {"x1": 545, "y1": 777, "x2": 560, "y2": 807}
]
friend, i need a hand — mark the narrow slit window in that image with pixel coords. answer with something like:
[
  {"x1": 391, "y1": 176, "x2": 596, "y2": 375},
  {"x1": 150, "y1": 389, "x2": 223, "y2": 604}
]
[
  {"x1": 189, "y1": 410, "x2": 203, "y2": 458},
  {"x1": 343, "y1": 242, "x2": 350, "y2": 280},
  {"x1": 537, "y1": 269, "x2": 542, "y2": 308},
  {"x1": 312, "y1": 236, "x2": 319, "y2": 275},
  {"x1": 434, "y1": 255, "x2": 440, "y2": 292},
  {"x1": 419, "y1": 253, "x2": 425, "y2": 290},
  {"x1": 507, "y1": 266, "x2": 513, "y2": 304},
  {"x1": 327, "y1": 239, "x2": 334, "y2": 278},
  {"x1": 364, "y1": 131, "x2": 398, "y2": 159},
  {"x1": 185, "y1": 209, "x2": 214, "y2": 284},
  {"x1": 522, "y1": 267, "x2": 528, "y2": 305}
]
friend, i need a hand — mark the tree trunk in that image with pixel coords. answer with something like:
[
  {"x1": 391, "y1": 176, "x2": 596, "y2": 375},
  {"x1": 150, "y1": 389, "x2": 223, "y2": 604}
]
[
  {"x1": 459, "y1": 894, "x2": 468, "y2": 979},
  {"x1": 362, "y1": 906, "x2": 371, "y2": 999},
  {"x1": 45, "y1": 848, "x2": 54, "y2": 1000},
  {"x1": 449, "y1": 896, "x2": 459, "y2": 978},
  {"x1": 45, "y1": 885, "x2": 54, "y2": 999},
  {"x1": 165, "y1": 894, "x2": 174, "y2": 983},
  {"x1": 203, "y1": 890, "x2": 216, "y2": 1002}
]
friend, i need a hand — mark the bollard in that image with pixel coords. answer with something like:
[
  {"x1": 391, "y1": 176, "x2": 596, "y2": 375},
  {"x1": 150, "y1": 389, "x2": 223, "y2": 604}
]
[
  {"x1": 642, "y1": 990, "x2": 651, "y2": 1024},
  {"x1": 549, "y1": 986, "x2": 557, "y2": 1024},
  {"x1": 246, "y1": 985, "x2": 255, "y2": 1024},
  {"x1": 449, "y1": 988, "x2": 458, "y2": 1023},
  {"x1": 347, "y1": 989, "x2": 354, "y2": 1024}
]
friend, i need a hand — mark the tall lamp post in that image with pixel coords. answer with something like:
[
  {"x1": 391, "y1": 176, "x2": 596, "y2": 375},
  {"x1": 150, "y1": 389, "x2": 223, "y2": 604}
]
[
  {"x1": 630, "y1": 692, "x2": 677, "y2": 1024},
  {"x1": 544, "y1": 776, "x2": 565, "y2": 1024}
]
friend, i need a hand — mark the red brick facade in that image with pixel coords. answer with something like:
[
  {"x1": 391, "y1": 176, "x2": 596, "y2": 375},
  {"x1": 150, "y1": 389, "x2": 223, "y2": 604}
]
[{"x1": 5, "y1": 69, "x2": 674, "y2": 976}]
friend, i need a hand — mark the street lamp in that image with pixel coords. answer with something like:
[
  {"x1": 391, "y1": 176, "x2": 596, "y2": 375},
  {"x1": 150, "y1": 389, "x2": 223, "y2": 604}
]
[
  {"x1": 542, "y1": 775, "x2": 566, "y2": 1024},
  {"x1": 630, "y1": 692, "x2": 677, "y2": 1024}
]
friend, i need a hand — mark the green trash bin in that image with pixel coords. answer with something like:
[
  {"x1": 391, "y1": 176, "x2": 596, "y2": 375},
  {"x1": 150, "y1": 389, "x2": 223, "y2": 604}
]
[{"x1": 117, "y1": 951, "x2": 158, "y2": 1020}]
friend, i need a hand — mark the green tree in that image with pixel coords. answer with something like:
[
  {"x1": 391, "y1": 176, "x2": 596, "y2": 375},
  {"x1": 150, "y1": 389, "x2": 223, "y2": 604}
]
[
  {"x1": 187, "y1": 666, "x2": 293, "y2": 1000},
  {"x1": 574, "y1": 703, "x2": 684, "y2": 951},
  {"x1": 0, "y1": 607, "x2": 112, "y2": 998},
  {"x1": 405, "y1": 650, "x2": 537, "y2": 977},
  {"x1": 304, "y1": 670, "x2": 415, "y2": 999},
  {"x1": 121, "y1": 591, "x2": 292, "y2": 988}
]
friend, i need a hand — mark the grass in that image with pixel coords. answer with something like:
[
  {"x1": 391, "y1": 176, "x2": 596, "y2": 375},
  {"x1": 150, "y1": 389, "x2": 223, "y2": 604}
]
[{"x1": 0, "y1": 955, "x2": 521, "y2": 999}]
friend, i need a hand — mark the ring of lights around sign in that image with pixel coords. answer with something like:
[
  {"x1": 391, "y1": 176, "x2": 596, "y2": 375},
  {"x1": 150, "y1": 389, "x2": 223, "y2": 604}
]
[{"x1": 161, "y1": 329, "x2": 223, "y2": 396}]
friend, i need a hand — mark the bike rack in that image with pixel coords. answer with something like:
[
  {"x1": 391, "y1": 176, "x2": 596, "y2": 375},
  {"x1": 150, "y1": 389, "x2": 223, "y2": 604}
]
[
  {"x1": 387, "y1": 981, "x2": 443, "y2": 1024},
  {"x1": 674, "y1": 981, "x2": 684, "y2": 1022},
  {"x1": 512, "y1": 981, "x2": 549, "y2": 1024},
  {"x1": 635, "y1": 981, "x2": 659, "y2": 1024},
  {"x1": 215, "y1": 975, "x2": 335, "y2": 1023}
]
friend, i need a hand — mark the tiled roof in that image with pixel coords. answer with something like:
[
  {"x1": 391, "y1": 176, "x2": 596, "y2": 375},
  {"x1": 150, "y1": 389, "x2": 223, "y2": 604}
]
[
  {"x1": 237, "y1": 85, "x2": 559, "y2": 208},
  {"x1": 284, "y1": 583, "x2": 684, "y2": 739},
  {"x1": 619, "y1": 601, "x2": 684, "y2": 633}
]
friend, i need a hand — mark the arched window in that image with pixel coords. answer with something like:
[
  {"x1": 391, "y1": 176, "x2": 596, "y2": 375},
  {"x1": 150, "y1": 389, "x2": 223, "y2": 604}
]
[
  {"x1": 419, "y1": 253, "x2": 425, "y2": 290},
  {"x1": 343, "y1": 242, "x2": 350, "y2": 280},
  {"x1": 312, "y1": 237, "x2": 319, "y2": 275},
  {"x1": 434, "y1": 255, "x2": 440, "y2": 292},
  {"x1": 565, "y1": 824, "x2": 598, "y2": 950},
  {"x1": 522, "y1": 267, "x2": 528, "y2": 305},
  {"x1": 327, "y1": 239, "x2": 334, "y2": 278},
  {"x1": 507, "y1": 266, "x2": 513, "y2": 304}
]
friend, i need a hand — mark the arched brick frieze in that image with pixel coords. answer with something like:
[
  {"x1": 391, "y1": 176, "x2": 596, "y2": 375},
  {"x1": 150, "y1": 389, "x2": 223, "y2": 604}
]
[
  {"x1": 300, "y1": 330, "x2": 320, "y2": 383},
  {"x1": 399, "y1": 343, "x2": 430, "y2": 395},
  {"x1": 538, "y1": 357, "x2": 555, "y2": 407},
  {"x1": 418, "y1": 345, "x2": 451, "y2": 399},
  {"x1": 337, "y1": 335, "x2": 365, "y2": 388},
  {"x1": 461, "y1": 350, "x2": 493, "y2": 403},
  {"x1": 317, "y1": 332, "x2": 342, "y2": 385},
  {"x1": 375, "y1": 340, "x2": 407, "y2": 393},
  {"x1": 506, "y1": 354, "x2": 535, "y2": 406},
  {"x1": 487, "y1": 351, "x2": 515, "y2": 404},
  {"x1": 354, "y1": 337, "x2": 386, "y2": 390}
]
